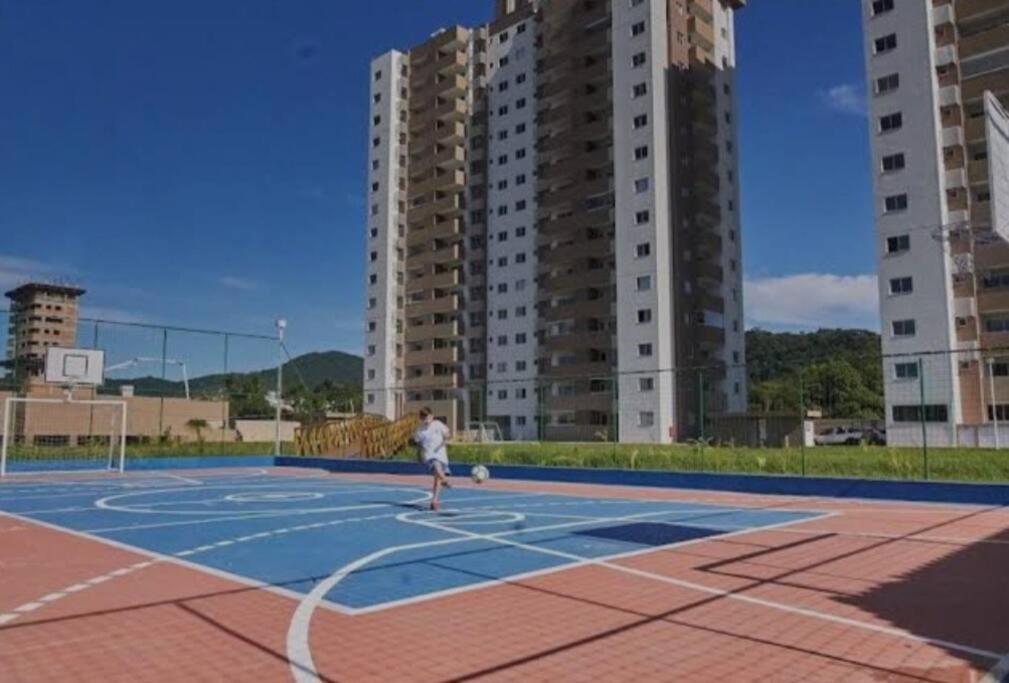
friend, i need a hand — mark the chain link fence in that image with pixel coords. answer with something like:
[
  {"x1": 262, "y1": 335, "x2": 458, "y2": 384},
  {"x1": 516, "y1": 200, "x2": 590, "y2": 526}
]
[{"x1": 1, "y1": 309, "x2": 291, "y2": 459}]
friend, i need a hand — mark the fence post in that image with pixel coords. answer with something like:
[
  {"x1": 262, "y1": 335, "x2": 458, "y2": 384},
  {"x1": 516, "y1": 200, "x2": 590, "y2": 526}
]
[
  {"x1": 697, "y1": 369, "x2": 706, "y2": 463},
  {"x1": 799, "y1": 366, "x2": 806, "y2": 477},
  {"x1": 918, "y1": 356, "x2": 928, "y2": 480},
  {"x1": 158, "y1": 328, "x2": 168, "y2": 438},
  {"x1": 274, "y1": 319, "x2": 286, "y2": 457}
]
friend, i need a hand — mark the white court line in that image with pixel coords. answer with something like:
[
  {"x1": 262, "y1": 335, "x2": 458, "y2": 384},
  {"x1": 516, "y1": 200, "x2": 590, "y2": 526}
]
[
  {"x1": 982, "y1": 653, "x2": 1009, "y2": 683},
  {"x1": 284, "y1": 506, "x2": 829, "y2": 680},
  {"x1": 0, "y1": 509, "x2": 358, "y2": 620},
  {"x1": 406, "y1": 514, "x2": 1003, "y2": 663},
  {"x1": 162, "y1": 473, "x2": 203, "y2": 486}
]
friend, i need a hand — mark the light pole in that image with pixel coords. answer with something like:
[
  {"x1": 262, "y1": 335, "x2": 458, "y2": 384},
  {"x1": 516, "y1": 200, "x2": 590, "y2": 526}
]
[
  {"x1": 989, "y1": 357, "x2": 1000, "y2": 449},
  {"x1": 275, "y1": 318, "x2": 287, "y2": 456}
]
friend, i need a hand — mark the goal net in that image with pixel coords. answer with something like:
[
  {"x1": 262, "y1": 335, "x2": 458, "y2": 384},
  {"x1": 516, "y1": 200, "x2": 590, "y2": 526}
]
[{"x1": 1, "y1": 397, "x2": 127, "y2": 476}]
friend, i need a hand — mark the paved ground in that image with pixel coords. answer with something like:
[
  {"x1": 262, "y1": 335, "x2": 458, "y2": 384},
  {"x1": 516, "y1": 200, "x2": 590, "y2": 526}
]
[{"x1": 1, "y1": 466, "x2": 1008, "y2": 682}]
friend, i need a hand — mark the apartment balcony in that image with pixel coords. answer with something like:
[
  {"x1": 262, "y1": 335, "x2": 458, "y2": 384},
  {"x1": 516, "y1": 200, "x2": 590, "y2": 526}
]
[
  {"x1": 426, "y1": 243, "x2": 465, "y2": 266},
  {"x1": 405, "y1": 346, "x2": 459, "y2": 366},
  {"x1": 538, "y1": 105, "x2": 574, "y2": 130},
  {"x1": 981, "y1": 331, "x2": 1009, "y2": 349},
  {"x1": 945, "y1": 168, "x2": 969, "y2": 191},
  {"x1": 941, "y1": 125, "x2": 965, "y2": 148},
  {"x1": 536, "y1": 160, "x2": 573, "y2": 183},
  {"x1": 688, "y1": 17, "x2": 715, "y2": 51},
  {"x1": 962, "y1": 70, "x2": 1009, "y2": 101},
  {"x1": 405, "y1": 321, "x2": 459, "y2": 343},
  {"x1": 969, "y1": 159, "x2": 990, "y2": 184},
  {"x1": 541, "y1": 329, "x2": 613, "y2": 352},
  {"x1": 693, "y1": 167, "x2": 720, "y2": 195},
  {"x1": 933, "y1": 1, "x2": 955, "y2": 27},
  {"x1": 539, "y1": 268, "x2": 612, "y2": 294},
  {"x1": 538, "y1": 237, "x2": 611, "y2": 261},
  {"x1": 958, "y1": 322, "x2": 980, "y2": 343},
  {"x1": 687, "y1": 0, "x2": 714, "y2": 23},
  {"x1": 404, "y1": 371, "x2": 461, "y2": 391},
  {"x1": 540, "y1": 297, "x2": 612, "y2": 323},
  {"x1": 410, "y1": 193, "x2": 465, "y2": 223},
  {"x1": 939, "y1": 85, "x2": 961, "y2": 107},
  {"x1": 965, "y1": 116, "x2": 986, "y2": 142},
  {"x1": 405, "y1": 293, "x2": 460, "y2": 317},
  {"x1": 975, "y1": 241, "x2": 1009, "y2": 269},
  {"x1": 960, "y1": 24, "x2": 1009, "y2": 59},
  {"x1": 431, "y1": 26, "x2": 469, "y2": 52},
  {"x1": 542, "y1": 179, "x2": 610, "y2": 210},
  {"x1": 978, "y1": 289, "x2": 1009, "y2": 312},
  {"x1": 693, "y1": 262, "x2": 724, "y2": 286},
  {"x1": 545, "y1": 391, "x2": 613, "y2": 413},
  {"x1": 537, "y1": 133, "x2": 569, "y2": 156},
  {"x1": 935, "y1": 44, "x2": 958, "y2": 68},
  {"x1": 437, "y1": 50, "x2": 468, "y2": 76},
  {"x1": 692, "y1": 197, "x2": 722, "y2": 225},
  {"x1": 957, "y1": 0, "x2": 1004, "y2": 22},
  {"x1": 689, "y1": 292, "x2": 725, "y2": 315},
  {"x1": 973, "y1": 201, "x2": 992, "y2": 228},
  {"x1": 574, "y1": 118, "x2": 611, "y2": 144},
  {"x1": 696, "y1": 325, "x2": 726, "y2": 348},
  {"x1": 434, "y1": 120, "x2": 466, "y2": 145},
  {"x1": 406, "y1": 268, "x2": 460, "y2": 293},
  {"x1": 541, "y1": 360, "x2": 613, "y2": 380},
  {"x1": 409, "y1": 169, "x2": 465, "y2": 199},
  {"x1": 693, "y1": 138, "x2": 720, "y2": 165},
  {"x1": 537, "y1": 213, "x2": 580, "y2": 237},
  {"x1": 692, "y1": 230, "x2": 723, "y2": 258},
  {"x1": 431, "y1": 145, "x2": 466, "y2": 168}
]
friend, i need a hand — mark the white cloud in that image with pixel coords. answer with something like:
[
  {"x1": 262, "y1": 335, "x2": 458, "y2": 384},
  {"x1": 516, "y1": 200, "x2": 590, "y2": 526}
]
[
  {"x1": 219, "y1": 276, "x2": 261, "y2": 292},
  {"x1": 820, "y1": 83, "x2": 866, "y2": 116},
  {"x1": 745, "y1": 273, "x2": 879, "y2": 331}
]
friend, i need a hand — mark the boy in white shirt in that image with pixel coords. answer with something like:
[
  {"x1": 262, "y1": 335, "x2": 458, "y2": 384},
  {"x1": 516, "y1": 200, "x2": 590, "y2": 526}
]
[{"x1": 413, "y1": 407, "x2": 452, "y2": 511}]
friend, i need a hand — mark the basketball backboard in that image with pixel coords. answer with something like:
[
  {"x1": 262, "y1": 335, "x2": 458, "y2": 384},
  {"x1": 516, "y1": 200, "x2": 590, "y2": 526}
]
[{"x1": 45, "y1": 348, "x2": 105, "y2": 386}]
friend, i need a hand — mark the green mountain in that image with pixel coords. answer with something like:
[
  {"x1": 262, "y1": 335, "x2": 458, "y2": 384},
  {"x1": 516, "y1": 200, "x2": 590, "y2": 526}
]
[
  {"x1": 102, "y1": 350, "x2": 362, "y2": 398},
  {"x1": 745, "y1": 328, "x2": 884, "y2": 419}
]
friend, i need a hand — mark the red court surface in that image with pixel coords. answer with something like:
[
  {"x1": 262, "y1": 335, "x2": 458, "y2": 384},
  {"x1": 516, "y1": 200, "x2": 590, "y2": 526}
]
[{"x1": 2, "y1": 466, "x2": 1008, "y2": 683}]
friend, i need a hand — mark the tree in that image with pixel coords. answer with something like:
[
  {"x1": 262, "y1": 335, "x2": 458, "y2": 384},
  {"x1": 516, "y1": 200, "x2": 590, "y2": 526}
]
[{"x1": 186, "y1": 418, "x2": 209, "y2": 443}]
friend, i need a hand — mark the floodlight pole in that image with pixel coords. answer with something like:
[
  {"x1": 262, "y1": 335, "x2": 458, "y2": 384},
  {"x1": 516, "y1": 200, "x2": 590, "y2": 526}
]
[
  {"x1": 275, "y1": 318, "x2": 287, "y2": 457},
  {"x1": 989, "y1": 357, "x2": 1001, "y2": 449}
]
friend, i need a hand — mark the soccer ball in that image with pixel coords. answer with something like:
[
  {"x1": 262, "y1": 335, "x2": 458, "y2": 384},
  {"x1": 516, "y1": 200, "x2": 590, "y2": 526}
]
[{"x1": 470, "y1": 465, "x2": 490, "y2": 484}]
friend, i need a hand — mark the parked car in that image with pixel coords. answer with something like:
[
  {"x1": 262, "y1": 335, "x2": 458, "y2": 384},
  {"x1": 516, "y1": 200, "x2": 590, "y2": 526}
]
[
  {"x1": 814, "y1": 426, "x2": 865, "y2": 446},
  {"x1": 866, "y1": 428, "x2": 887, "y2": 446}
]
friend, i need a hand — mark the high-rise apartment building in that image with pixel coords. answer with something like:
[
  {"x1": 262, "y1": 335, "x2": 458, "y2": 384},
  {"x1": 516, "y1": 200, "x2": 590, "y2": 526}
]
[
  {"x1": 4, "y1": 283, "x2": 85, "y2": 388},
  {"x1": 364, "y1": 0, "x2": 746, "y2": 442},
  {"x1": 861, "y1": 0, "x2": 1009, "y2": 445}
]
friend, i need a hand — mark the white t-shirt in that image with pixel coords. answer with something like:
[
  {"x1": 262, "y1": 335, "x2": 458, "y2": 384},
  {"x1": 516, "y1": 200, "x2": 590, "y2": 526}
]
[{"x1": 414, "y1": 420, "x2": 450, "y2": 464}]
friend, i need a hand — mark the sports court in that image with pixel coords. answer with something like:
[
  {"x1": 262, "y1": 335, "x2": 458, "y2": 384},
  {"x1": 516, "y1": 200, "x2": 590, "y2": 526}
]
[{"x1": 2, "y1": 465, "x2": 1009, "y2": 682}]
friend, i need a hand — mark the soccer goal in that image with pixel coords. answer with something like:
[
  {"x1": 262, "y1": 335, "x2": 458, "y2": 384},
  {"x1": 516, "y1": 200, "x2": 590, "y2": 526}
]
[{"x1": 1, "y1": 397, "x2": 127, "y2": 477}]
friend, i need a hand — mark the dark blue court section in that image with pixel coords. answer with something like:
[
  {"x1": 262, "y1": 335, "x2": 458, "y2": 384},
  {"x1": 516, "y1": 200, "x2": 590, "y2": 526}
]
[{"x1": 0, "y1": 469, "x2": 822, "y2": 611}]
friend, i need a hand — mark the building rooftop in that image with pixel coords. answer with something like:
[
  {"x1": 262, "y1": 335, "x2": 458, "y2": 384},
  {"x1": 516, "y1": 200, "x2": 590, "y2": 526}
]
[{"x1": 5, "y1": 282, "x2": 86, "y2": 301}]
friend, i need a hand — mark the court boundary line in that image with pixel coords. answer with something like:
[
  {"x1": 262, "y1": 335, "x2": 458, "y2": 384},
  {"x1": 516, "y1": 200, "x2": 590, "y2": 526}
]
[
  {"x1": 284, "y1": 507, "x2": 832, "y2": 682},
  {"x1": 406, "y1": 513, "x2": 1004, "y2": 662},
  {"x1": 0, "y1": 509, "x2": 359, "y2": 617}
]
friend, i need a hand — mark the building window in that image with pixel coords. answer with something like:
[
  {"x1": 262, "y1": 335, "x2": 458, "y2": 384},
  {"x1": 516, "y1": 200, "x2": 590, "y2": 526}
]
[
  {"x1": 516, "y1": 122, "x2": 526, "y2": 133},
  {"x1": 633, "y1": 114, "x2": 648, "y2": 129},
  {"x1": 637, "y1": 309, "x2": 652, "y2": 324},
  {"x1": 369, "y1": 274, "x2": 378, "y2": 285},
  {"x1": 886, "y1": 234, "x2": 910, "y2": 254},
  {"x1": 635, "y1": 210, "x2": 650, "y2": 225},
  {"x1": 872, "y1": 0, "x2": 894, "y2": 16},
  {"x1": 884, "y1": 194, "x2": 908, "y2": 212},
  {"x1": 498, "y1": 154, "x2": 509, "y2": 165},
  {"x1": 516, "y1": 148, "x2": 527, "y2": 159},
  {"x1": 879, "y1": 112, "x2": 903, "y2": 133},
  {"x1": 636, "y1": 243, "x2": 651, "y2": 258},
  {"x1": 636, "y1": 275, "x2": 652, "y2": 291},
  {"x1": 892, "y1": 319, "x2": 916, "y2": 337},
  {"x1": 634, "y1": 178, "x2": 650, "y2": 193},
  {"x1": 516, "y1": 333, "x2": 527, "y2": 344},
  {"x1": 515, "y1": 226, "x2": 526, "y2": 237},
  {"x1": 631, "y1": 21, "x2": 646, "y2": 37},
  {"x1": 894, "y1": 362, "x2": 919, "y2": 380},
  {"x1": 881, "y1": 153, "x2": 905, "y2": 172},
  {"x1": 367, "y1": 393, "x2": 375, "y2": 405},
  {"x1": 639, "y1": 377, "x2": 654, "y2": 392},
  {"x1": 516, "y1": 360, "x2": 528, "y2": 371},
  {"x1": 516, "y1": 200, "x2": 527, "y2": 211},
  {"x1": 634, "y1": 146, "x2": 649, "y2": 160},
  {"x1": 889, "y1": 276, "x2": 913, "y2": 295},
  {"x1": 367, "y1": 344, "x2": 376, "y2": 356},
  {"x1": 985, "y1": 316, "x2": 1009, "y2": 333},
  {"x1": 874, "y1": 34, "x2": 897, "y2": 54},
  {"x1": 516, "y1": 73, "x2": 526, "y2": 84},
  {"x1": 876, "y1": 73, "x2": 900, "y2": 95},
  {"x1": 638, "y1": 343, "x2": 653, "y2": 357},
  {"x1": 892, "y1": 405, "x2": 948, "y2": 423},
  {"x1": 498, "y1": 106, "x2": 509, "y2": 116},
  {"x1": 367, "y1": 369, "x2": 376, "y2": 380},
  {"x1": 516, "y1": 174, "x2": 527, "y2": 185},
  {"x1": 497, "y1": 335, "x2": 508, "y2": 346},
  {"x1": 638, "y1": 411, "x2": 655, "y2": 427},
  {"x1": 632, "y1": 52, "x2": 647, "y2": 68},
  {"x1": 632, "y1": 83, "x2": 648, "y2": 98},
  {"x1": 516, "y1": 98, "x2": 528, "y2": 109}
]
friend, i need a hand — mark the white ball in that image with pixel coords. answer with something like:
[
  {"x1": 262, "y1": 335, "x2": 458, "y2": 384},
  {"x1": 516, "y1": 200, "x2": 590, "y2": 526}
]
[{"x1": 470, "y1": 465, "x2": 490, "y2": 484}]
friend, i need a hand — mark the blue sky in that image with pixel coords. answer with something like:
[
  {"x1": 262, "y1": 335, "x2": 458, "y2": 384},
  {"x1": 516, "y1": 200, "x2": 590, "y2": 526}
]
[{"x1": 0, "y1": 0, "x2": 879, "y2": 360}]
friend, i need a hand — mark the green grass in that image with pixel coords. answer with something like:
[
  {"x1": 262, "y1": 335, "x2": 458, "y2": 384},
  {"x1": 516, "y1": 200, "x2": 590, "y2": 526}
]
[
  {"x1": 434, "y1": 442, "x2": 1009, "y2": 484},
  {"x1": 6, "y1": 442, "x2": 290, "y2": 461}
]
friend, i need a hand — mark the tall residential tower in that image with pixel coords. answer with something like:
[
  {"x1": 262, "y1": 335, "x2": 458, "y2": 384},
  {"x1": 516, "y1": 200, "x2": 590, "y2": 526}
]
[
  {"x1": 364, "y1": 0, "x2": 746, "y2": 442},
  {"x1": 862, "y1": 0, "x2": 1009, "y2": 445}
]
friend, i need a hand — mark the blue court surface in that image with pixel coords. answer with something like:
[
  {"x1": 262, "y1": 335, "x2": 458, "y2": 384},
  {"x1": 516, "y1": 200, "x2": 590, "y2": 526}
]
[{"x1": 0, "y1": 469, "x2": 825, "y2": 612}]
